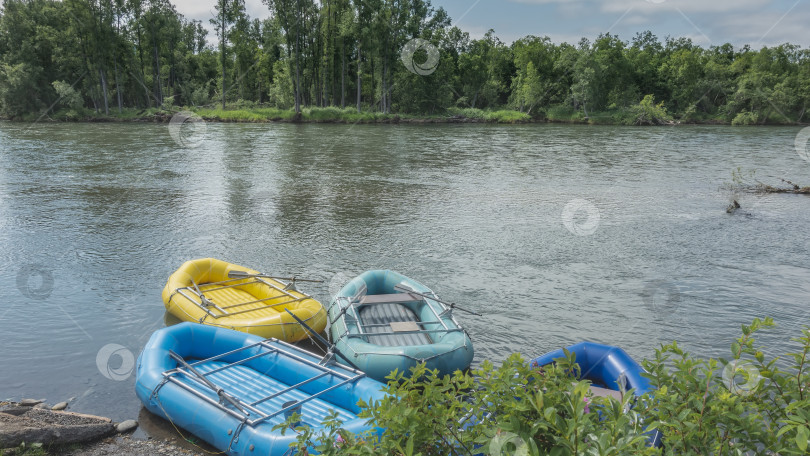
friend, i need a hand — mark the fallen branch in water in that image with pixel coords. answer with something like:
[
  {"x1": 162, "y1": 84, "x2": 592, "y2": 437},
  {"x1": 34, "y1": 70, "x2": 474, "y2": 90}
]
[{"x1": 755, "y1": 178, "x2": 810, "y2": 194}]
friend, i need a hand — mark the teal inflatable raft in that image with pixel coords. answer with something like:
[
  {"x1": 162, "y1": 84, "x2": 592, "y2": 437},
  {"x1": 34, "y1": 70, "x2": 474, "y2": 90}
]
[
  {"x1": 135, "y1": 322, "x2": 386, "y2": 455},
  {"x1": 328, "y1": 270, "x2": 474, "y2": 382}
]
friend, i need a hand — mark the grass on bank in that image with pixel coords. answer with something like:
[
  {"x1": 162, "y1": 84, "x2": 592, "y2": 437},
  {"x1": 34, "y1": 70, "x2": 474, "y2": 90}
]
[
  {"x1": 16, "y1": 99, "x2": 800, "y2": 125},
  {"x1": 24, "y1": 103, "x2": 531, "y2": 124}
]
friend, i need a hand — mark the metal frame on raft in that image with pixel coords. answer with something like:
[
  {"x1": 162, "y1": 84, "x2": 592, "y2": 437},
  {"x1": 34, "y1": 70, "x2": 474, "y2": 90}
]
[
  {"x1": 173, "y1": 276, "x2": 311, "y2": 319},
  {"x1": 156, "y1": 338, "x2": 366, "y2": 428},
  {"x1": 329, "y1": 283, "x2": 468, "y2": 349}
]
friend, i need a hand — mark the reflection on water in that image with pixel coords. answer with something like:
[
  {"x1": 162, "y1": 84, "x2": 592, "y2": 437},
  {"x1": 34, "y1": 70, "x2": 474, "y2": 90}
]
[{"x1": 0, "y1": 121, "x2": 809, "y2": 424}]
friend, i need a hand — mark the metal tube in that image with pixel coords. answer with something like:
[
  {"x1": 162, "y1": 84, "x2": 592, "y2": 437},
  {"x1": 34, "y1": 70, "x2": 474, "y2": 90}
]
[
  {"x1": 347, "y1": 328, "x2": 463, "y2": 337},
  {"x1": 259, "y1": 342, "x2": 356, "y2": 380},
  {"x1": 168, "y1": 351, "x2": 250, "y2": 415},
  {"x1": 177, "y1": 289, "x2": 228, "y2": 316},
  {"x1": 249, "y1": 374, "x2": 364, "y2": 426},
  {"x1": 184, "y1": 341, "x2": 269, "y2": 367},
  {"x1": 249, "y1": 372, "x2": 330, "y2": 407}
]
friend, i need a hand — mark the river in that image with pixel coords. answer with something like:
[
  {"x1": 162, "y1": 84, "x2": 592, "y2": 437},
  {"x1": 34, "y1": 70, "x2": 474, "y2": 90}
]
[{"x1": 1, "y1": 121, "x2": 808, "y2": 425}]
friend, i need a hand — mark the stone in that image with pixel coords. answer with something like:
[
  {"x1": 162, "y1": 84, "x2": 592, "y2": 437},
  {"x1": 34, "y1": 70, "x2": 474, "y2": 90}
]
[
  {"x1": 116, "y1": 420, "x2": 138, "y2": 433},
  {"x1": 0, "y1": 408, "x2": 114, "y2": 448},
  {"x1": 33, "y1": 403, "x2": 49, "y2": 409},
  {"x1": 51, "y1": 402, "x2": 68, "y2": 411}
]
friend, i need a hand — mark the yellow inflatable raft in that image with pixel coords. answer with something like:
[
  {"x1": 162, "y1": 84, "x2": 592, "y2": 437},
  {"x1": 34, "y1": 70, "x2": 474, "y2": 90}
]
[{"x1": 162, "y1": 258, "x2": 327, "y2": 342}]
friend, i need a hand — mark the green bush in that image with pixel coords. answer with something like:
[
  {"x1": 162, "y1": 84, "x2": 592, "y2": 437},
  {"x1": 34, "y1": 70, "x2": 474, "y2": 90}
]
[
  {"x1": 446, "y1": 107, "x2": 486, "y2": 119},
  {"x1": 276, "y1": 318, "x2": 810, "y2": 455},
  {"x1": 160, "y1": 95, "x2": 175, "y2": 112},
  {"x1": 630, "y1": 95, "x2": 672, "y2": 125},
  {"x1": 545, "y1": 105, "x2": 581, "y2": 122},
  {"x1": 732, "y1": 111, "x2": 759, "y2": 125},
  {"x1": 51, "y1": 80, "x2": 82, "y2": 110},
  {"x1": 484, "y1": 110, "x2": 530, "y2": 123}
]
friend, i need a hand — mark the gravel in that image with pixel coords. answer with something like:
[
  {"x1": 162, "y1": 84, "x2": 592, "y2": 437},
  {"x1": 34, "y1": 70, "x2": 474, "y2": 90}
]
[{"x1": 49, "y1": 436, "x2": 206, "y2": 456}]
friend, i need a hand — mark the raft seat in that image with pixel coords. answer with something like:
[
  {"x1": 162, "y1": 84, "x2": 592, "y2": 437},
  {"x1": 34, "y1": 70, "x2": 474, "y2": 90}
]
[
  {"x1": 358, "y1": 303, "x2": 432, "y2": 347},
  {"x1": 358, "y1": 293, "x2": 421, "y2": 305}
]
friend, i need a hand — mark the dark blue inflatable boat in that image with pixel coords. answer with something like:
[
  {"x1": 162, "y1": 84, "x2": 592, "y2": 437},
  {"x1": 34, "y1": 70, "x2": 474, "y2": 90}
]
[{"x1": 530, "y1": 341, "x2": 662, "y2": 447}]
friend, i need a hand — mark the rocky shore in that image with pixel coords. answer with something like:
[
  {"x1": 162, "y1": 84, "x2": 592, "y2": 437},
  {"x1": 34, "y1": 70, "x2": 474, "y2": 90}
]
[{"x1": 0, "y1": 400, "x2": 205, "y2": 456}]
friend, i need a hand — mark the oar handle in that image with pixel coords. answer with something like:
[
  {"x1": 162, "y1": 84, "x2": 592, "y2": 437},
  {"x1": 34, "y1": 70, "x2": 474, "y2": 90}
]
[
  {"x1": 228, "y1": 271, "x2": 323, "y2": 283},
  {"x1": 284, "y1": 309, "x2": 330, "y2": 347},
  {"x1": 284, "y1": 309, "x2": 363, "y2": 372},
  {"x1": 168, "y1": 351, "x2": 249, "y2": 414}
]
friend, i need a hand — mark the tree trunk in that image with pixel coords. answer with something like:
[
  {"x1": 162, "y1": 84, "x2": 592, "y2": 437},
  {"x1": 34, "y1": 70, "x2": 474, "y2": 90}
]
[
  {"x1": 341, "y1": 37, "x2": 345, "y2": 108},
  {"x1": 152, "y1": 34, "x2": 162, "y2": 106},
  {"x1": 294, "y1": 19, "x2": 301, "y2": 113},
  {"x1": 356, "y1": 45, "x2": 361, "y2": 112},
  {"x1": 220, "y1": 4, "x2": 226, "y2": 110},
  {"x1": 135, "y1": 22, "x2": 149, "y2": 107},
  {"x1": 114, "y1": 60, "x2": 122, "y2": 112},
  {"x1": 99, "y1": 68, "x2": 109, "y2": 115}
]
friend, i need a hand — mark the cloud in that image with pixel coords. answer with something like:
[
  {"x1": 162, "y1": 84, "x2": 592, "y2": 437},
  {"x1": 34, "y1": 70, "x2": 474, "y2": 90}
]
[{"x1": 503, "y1": 0, "x2": 808, "y2": 45}]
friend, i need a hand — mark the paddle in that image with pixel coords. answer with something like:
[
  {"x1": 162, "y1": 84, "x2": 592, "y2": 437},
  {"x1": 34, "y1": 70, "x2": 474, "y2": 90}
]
[
  {"x1": 168, "y1": 351, "x2": 249, "y2": 414},
  {"x1": 393, "y1": 284, "x2": 483, "y2": 317},
  {"x1": 190, "y1": 279, "x2": 216, "y2": 307},
  {"x1": 228, "y1": 270, "x2": 323, "y2": 283},
  {"x1": 283, "y1": 308, "x2": 362, "y2": 372}
]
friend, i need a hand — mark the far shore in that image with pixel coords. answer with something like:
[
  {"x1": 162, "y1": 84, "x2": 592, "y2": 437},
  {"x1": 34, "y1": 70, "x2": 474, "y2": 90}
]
[{"x1": 2, "y1": 106, "x2": 806, "y2": 126}]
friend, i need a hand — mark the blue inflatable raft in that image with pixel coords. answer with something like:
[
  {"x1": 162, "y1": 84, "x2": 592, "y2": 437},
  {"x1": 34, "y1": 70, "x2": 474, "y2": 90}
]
[
  {"x1": 328, "y1": 270, "x2": 474, "y2": 383},
  {"x1": 135, "y1": 322, "x2": 386, "y2": 455},
  {"x1": 530, "y1": 341, "x2": 662, "y2": 447}
]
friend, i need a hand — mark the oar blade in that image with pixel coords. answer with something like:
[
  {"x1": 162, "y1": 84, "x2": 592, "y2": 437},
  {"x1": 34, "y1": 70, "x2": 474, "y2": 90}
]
[{"x1": 228, "y1": 270, "x2": 252, "y2": 279}]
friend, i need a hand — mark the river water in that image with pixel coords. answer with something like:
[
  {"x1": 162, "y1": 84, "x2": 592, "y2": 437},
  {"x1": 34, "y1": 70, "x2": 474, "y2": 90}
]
[{"x1": 0, "y1": 121, "x2": 808, "y2": 424}]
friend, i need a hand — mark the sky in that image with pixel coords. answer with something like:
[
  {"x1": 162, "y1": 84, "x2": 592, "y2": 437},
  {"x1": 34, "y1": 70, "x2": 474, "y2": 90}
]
[{"x1": 174, "y1": 0, "x2": 809, "y2": 48}]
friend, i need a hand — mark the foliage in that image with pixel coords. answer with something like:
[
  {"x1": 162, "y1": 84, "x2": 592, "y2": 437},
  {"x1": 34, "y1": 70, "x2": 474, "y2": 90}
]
[
  {"x1": 629, "y1": 95, "x2": 672, "y2": 125},
  {"x1": 2, "y1": 0, "x2": 810, "y2": 124},
  {"x1": 0, "y1": 442, "x2": 47, "y2": 456},
  {"x1": 274, "y1": 319, "x2": 809, "y2": 455},
  {"x1": 731, "y1": 111, "x2": 760, "y2": 125},
  {"x1": 51, "y1": 80, "x2": 83, "y2": 110}
]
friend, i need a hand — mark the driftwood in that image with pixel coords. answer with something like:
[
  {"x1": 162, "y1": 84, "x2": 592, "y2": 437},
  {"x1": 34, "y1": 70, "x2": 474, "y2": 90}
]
[
  {"x1": 759, "y1": 179, "x2": 810, "y2": 194},
  {"x1": 0, "y1": 404, "x2": 115, "y2": 448}
]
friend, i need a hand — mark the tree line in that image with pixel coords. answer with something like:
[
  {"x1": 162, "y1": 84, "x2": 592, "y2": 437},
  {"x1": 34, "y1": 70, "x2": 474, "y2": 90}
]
[{"x1": 1, "y1": 0, "x2": 808, "y2": 124}]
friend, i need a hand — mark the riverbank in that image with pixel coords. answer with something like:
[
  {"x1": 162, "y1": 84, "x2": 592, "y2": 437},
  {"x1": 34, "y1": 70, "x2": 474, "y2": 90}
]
[
  {"x1": 0, "y1": 400, "x2": 207, "y2": 456},
  {"x1": 4, "y1": 105, "x2": 804, "y2": 126}
]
